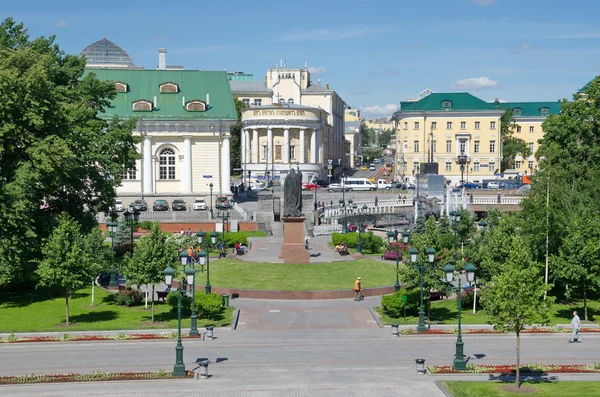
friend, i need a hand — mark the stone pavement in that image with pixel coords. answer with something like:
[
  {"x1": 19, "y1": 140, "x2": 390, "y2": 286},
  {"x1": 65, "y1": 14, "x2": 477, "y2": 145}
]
[{"x1": 243, "y1": 235, "x2": 353, "y2": 263}]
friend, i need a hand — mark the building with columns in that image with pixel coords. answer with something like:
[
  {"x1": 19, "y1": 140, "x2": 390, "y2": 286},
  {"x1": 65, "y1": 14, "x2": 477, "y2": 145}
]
[
  {"x1": 84, "y1": 67, "x2": 237, "y2": 197},
  {"x1": 231, "y1": 65, "x2": 348, "y2": 181}
]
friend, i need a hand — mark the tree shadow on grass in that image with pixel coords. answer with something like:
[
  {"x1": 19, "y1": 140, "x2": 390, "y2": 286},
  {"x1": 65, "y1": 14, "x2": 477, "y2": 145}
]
[
  {"x1": 487, "y1": 373, "x2": 557, "y2": 387},
  {"x1": 555, "y1": 307, "x2": 595, "y2": 322},
  {"x1": 149, "y1": 311, "x2": 226, "y2": 323},
  {"x1": 69, "y1": 310, "x2": 118, "y2": 324},
  {"x1": 429, "y1": 307, "x2": 455, "y2": 323},
  {"x1": 0, "y1": 287, "x2": 62, "y2": 308}
]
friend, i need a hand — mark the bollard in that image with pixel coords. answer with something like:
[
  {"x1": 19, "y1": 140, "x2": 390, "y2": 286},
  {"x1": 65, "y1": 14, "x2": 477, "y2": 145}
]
[
  {"x1": 194, "y1": 360, "x2": 210, "y2": 380},
  {"x1": 222, "y1": 294, "x2": 230, "y2": 307},
  {"x1": 415, "y1": 358, "x2": 426, "y2": 375},
  {"x1": 391, "y1": 324, "x2": 399, "y2": 337},
  {"x1": 205, "y1": 325, "x2": 215, "y2": 340}
]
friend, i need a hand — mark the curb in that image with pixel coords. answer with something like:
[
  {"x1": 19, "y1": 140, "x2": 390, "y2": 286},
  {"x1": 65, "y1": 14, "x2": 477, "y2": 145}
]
[
  {"x1": 232, "y1": 308, "x2": 240, "y2": 331},
  {"x1": 368, "y1": 307, "x2": 383, "y2": 328},
  {"x1": 434, "y1": 380, "x2": 454, "y2": 397}
]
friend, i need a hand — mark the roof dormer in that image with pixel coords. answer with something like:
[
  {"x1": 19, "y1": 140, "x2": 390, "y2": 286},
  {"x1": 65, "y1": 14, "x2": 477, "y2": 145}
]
[
  {"x1": 539, "y1": 107, "x2": 550, "y2": 116},
  {"x1": 132, "y1": 99, "x2": 153, "y2": 112},
  {"x1": 114, "y1": 81, "x2": 128, "y2": 93},
  {"x1": 441, "y1": 100, "x2": 453, "y2": 109},
  {"x1": 185, "y1": 100, "x2": 206, "y2": 112},
  {"x1": 159, "y1": 82, "x2": 179, "y2": 93},
  {"x1": 512, "y1": 108, "x2": 522, "y2": 116}
]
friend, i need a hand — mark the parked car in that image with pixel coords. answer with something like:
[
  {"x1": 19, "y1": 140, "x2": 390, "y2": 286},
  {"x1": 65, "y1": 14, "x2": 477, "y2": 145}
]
[
  {"x1": 302, "y1": 183, "x2": 319, "y2": 191},
  {"x1": 327, "y1": 183, "x2": 348, "y2": 192},
  {"x1": 487, "y1": 182, "x2": 500, "y2": 189},
  {"x1": 193, "y1": 198, "x2": 207, "y2": 211},
  {"x1": 172, "y1": 199, "x2": 186, "y2": 211},
  {"x1": 112, "y1": 200, "x2": 124, "y2": 212},
  {"x1": 369, "y1": 165, "x2": 376, "y2": 171},
  {"x1": 360, "y1": 165, "x2": 367, "y2": 171},
  {"x1": 457, "y1": 182, "x2": 482, "y2": 189},
  {"x1": 129, "y1": 199, "x2": 148, "y2": 211},
  {"x1": 152, "y1": 199, "x2": 169, "y2": 211}
]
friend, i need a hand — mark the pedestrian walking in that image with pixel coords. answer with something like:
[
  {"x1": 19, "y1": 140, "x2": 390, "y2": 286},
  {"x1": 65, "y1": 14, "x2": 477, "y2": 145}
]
[
  {"x1": 354, "y1": 277, "x2": 362, "y2": 301},
  {"x1": 570, "y1": 311, "x2": 581, "y2": 343},
  {"x1": 218, "y1": 241, "x2": 227, "y2": 259},
  {"x1": 375, "y1": 196, "x2": 378, "y2": 207},
  {"x1": 304, "y1": 234, "x2": 311, "y2": 250}
]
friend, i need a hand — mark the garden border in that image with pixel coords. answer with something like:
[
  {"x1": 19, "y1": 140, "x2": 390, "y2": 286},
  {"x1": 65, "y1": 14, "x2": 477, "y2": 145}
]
[{"x1": 211, "y1": 286, "x2": 396, "y2": 300}]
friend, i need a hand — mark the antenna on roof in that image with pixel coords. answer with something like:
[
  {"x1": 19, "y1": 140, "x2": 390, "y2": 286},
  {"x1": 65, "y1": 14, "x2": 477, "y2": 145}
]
[
  {"x1": 304, "y1": 60, "x2": 307, "y2": 69},
  {"x1": 182, "y1": 96, "x2": 185, "y2": 106},
  {"x1": 206, "y1": 93, "x2": 210, "y2": 105}
]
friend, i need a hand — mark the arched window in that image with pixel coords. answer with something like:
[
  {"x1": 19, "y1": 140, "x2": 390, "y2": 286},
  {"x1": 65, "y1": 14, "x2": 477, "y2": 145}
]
[
  {"x1": 114, "y1": 82, "x2": 128, "y2": 93},
  {"x1": 159, "y1": 82, "x2": 178, "y2": 93},
  {"x1": 159, "y1": 148, "x2": 176, "y2": 180},
  {"x1": 279, "y1": 98, "x2": 286, "y2": 104},
  {"x1": 512, "y1": 108, "x2": 522, "y2": 116},
  {"x1": 288, "y1": 98, "x2": 294, "y2": 104}
]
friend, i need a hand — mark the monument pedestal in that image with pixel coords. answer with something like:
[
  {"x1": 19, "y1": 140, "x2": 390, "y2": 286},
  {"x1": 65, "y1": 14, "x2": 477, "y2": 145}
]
[{"x1": 279, "y1": 216, "x2": 310, "y2": 264}]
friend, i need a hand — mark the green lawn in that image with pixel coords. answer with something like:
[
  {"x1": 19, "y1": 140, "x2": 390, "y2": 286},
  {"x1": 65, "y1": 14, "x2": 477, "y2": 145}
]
[
  {"x1": 0, "y1": 287, "x2": 233, "y2": 333},
  {"x1": 375, "y1": 298, "x2": 599, "y2": 326},
  {"x1": 192, "y1": 258, "x2": 397, "y2": 290},
  {"x1": 444, "y1": 381, "x2": 600, "y2": 397}
]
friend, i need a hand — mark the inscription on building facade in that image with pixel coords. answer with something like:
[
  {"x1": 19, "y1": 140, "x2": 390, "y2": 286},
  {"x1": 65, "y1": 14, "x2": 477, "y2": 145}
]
[{"x1": 253, "y1": 110, "x2": 306, "y2": 117}]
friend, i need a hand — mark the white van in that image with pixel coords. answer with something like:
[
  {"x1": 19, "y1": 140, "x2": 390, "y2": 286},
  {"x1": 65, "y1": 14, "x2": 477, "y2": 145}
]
[{"x1": 342, "y1": 177, "x2": 376, "y2": 191}]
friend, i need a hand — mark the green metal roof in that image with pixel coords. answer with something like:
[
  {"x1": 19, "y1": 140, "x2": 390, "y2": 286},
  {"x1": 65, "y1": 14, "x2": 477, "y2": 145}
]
[
  {"x1": 399, "y1": 93, "x2": 498, "y2": 112},
  {"x1": 495, "y1": 101, "x2": 561, "y2": 117},
  {"x1": 84, "y1": 68, "x2": 237, "y2": 120}
]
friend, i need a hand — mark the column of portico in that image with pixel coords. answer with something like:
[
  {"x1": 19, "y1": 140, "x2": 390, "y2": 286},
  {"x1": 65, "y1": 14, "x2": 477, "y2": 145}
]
[
  {"x1": 245, "y1": 130, "x2": 250, "y2": 164},
  {"x1": 142, "y1": 135, "x2": 153, "y2": 194},
  {"x1": 241, "y1": 129, "x2": 246, "y2": 166},
  {"x1": 267, "y1": 128, "x2": 273, "y2": 165},
  {"x1": 252, "y1": 129, "x2": 258, "y2": 163},
  {"x1": 283, "y1": 128, "x2": 290, "y2": 163},
  {"x1": 181, "y1": 135, "x2": 192, "y2": 193},
  {"x1": 299, "y1": 129, "x2": 305, "y2": 163},
  {"x1": 310, "y1": 129, "x2": 317, "y2": 163},
  {"x1": 221, "y1": 135, "x2": 231, "y2": 194},
  {"x1": 314, "y1": 128, "x2": 321, "y2": 164}
]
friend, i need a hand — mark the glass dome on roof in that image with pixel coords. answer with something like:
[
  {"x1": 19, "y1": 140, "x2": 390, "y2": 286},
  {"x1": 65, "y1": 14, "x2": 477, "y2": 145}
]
[{"x1": 80, "y1": 38, "x2": 136, "y2": 68}]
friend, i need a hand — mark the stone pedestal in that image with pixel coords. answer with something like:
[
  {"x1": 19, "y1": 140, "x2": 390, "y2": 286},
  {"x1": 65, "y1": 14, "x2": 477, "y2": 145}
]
[{"x1": 279, "y1": 216, "x2": 310, "y2": 264}]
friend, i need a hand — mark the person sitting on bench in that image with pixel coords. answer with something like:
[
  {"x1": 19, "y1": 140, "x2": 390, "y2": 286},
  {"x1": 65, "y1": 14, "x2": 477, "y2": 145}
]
[
  {"x1": 235, "y1": 241, "x2": 247, "y2": 254},
  {"x1": 335, "y1": 242, "x2": 349, "y2": 255}
]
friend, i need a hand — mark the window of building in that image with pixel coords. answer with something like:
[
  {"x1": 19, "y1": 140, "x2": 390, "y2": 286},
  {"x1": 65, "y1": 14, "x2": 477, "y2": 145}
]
[
  {"x1": 288, "y1": 98, "x2": 294, "y2": 104},
  {"x1": 459, "y1": 140, "x2": 466, "y2": 153},
  {"x1": 473, "y1": 162, "x2": 480, "y2": 172},
  {"x1": 475, "y1": 121, "x2": 480, "y2": 130},
  {"x1": 242, "y1": 98, "x2": 250, "y2": 106},
  {"x1": 516, "y1": 125, "x2": 522, "y2": 133},
  {"x1": 431, "y1": 121, "x2": 437, "y2": 130},
  {"x1": 529, "y1": 126, "x2": 534, "y2": 133},
  {"x1": 159, "y1": 83, "x2": 178, "y2": 93},
  {"x1": 132, "y1": 100, "x2": 152, "y2": 112},
  {"x1": 290, "y1": 145, "x2": 296, "y2": 160},
  {"x1": 528, "y1": 160, "x2": 534, "y2": 170},
  {"x1": 275, "y1": 145, "x2": 282, "y2": 160},
  {"x1": 262, "y1": 145, "x2": 268, "y2": 160},
  {"x1": 413, "y1": 162, "x2": 420, "y2": 172},
  {"x1": 121, "y1": 166, "x2": 137, "y2": 180},
  {"x1": 432, "y1": 140, "x2": 437, "y2": 153},
  {"x1": 442, "y1": 100, "x2": 452, "y2": 108},
  {"x1": 490, "y1": 121, "x2": 496, "y2": 129},
  {"x1": 278, "y1": 98, "x2": 285, "y2": 104},
  {"x1": 540, "y1": 107, "x2": 550, "y2": 115},
  {"x1": 528, "y1": 142, "x2": 534, "y2": 152},
  {"x1": 253, "y1": 99, "x2": 262, "y2": 107},
  {"x1": 445, "y1": 162, "x2": 452, "y2": 171},
  {"x1": 413, "y1": 140, "x2": 420, "y2": 153},
  {"x1": 446, "y1": 121, "x2": 452, "y2": 130},
  {"x1": 185, "y1": 101, "x2": 206, "y2": 112},
  {"x1": 512, "y1": 108, "x2": 522, "y2": 116},
  {"x1": 474, "y1": 140, "x2": 480, "y2": 153},
  {"x1": 460, "y1": 121, "x2": 466, "y2": 130},
  {"x1": 489, "y1": 159, "x2": 495, "y2": 170},
  {"x1": 403, "y1": 122, "x2": 408, "y2": 130},
  {"x1": 446, "y1": 140, "x2": 452, "y2": 153},
  {"x1": 490, "y1": 140, "x2": 496, "y2": 153},
  {"x1": 414, "y1": 122, "x2": 420, "y2": 129},
  {"x1": 114, "y1": 82, "x2": 128, "y2": 93},
  {"x1": 516, "y1": 160, "x2": 522, "y2": 168},
  {"x1": 159, "y1": 148, "x2": 176, "y2": 180}
]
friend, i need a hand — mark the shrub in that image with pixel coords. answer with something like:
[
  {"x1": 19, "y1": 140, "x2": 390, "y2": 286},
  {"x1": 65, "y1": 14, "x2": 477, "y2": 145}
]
[
  {"x1": 139, "y1": 221, "x2": 153, "y2": 231},
  {"x1": 460, "y1": 288, "x2": 483, "y2": 309},
  {"x1": 331, "y1": 232, "x2": 384, "y2": 254},
  {"x1": 114, "y1": 287, "x2": 143, "y2": 306},
  {"x1": 381, "y1": 289, "x2": 426, "y2": 318},
  {"x1": 166, "y1": 292, "x2": 192, "y2": 315},
  {"x1": 195, "y1": 292, "x2": 224, "y2": 320}
]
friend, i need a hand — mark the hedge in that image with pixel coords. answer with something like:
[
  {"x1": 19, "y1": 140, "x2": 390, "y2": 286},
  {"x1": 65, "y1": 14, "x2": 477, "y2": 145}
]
[
  {"x1": 381, "y1": 289, "x2": 429, "y2": 318},
  {"x1": 331, "y1": 232, "x2": 385, "y2": 254}
]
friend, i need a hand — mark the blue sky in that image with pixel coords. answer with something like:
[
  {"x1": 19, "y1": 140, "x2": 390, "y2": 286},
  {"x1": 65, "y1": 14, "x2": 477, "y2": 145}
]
[{"x1": 2, "y1": 0, "x2": 600, "y2": 118}]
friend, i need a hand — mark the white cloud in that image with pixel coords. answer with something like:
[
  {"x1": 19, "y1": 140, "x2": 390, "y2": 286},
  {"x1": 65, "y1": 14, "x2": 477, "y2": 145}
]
[
  {"x1": 360, "y1": 104, "x2": 398, "y2": 117},
  {"x1": 472, "y1": 0, "x2": 498, "y2": 5},
  {"x1": 281, "y1": 26, "x2": 385, "y2": 42},
  {"x1": 56, "y1": 20, "x2": 68, "y2": 28},
  {"x1": 308, "y1": 66, "x2": 326, "y2": 74},
  {"x1": 452, "y1": 76, "x2": 499, "y2": 90}
]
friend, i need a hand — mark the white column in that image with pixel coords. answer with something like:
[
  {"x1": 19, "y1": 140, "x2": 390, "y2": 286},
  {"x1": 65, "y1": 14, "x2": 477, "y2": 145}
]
[
  {"x1": 182, "y1": 136, "x2": 192, "y2": 193},
  {"x1": 283, "y1": 128, "x2": 290, "y2": 163},
  {"x1": 310, "y1": 129, "x2": 317, "y2": 163},
  {"x1": 267, "y1": 128, "x2": 273, "y2": 164},
  {"x1": 244, "y1": 130, "x2": 250, "y2": 165},
  {"x1": 314, "y1": 128, "x2": 321, "y2": 164},
  {"x1": 221, "y1": 135, "x2": 231, "y2": 194},
  {"x1": 299, "y1": 129, "x2": 305, "y2": 163},
  {"x1": 252, "y1": 129, "x2": 258, "y2": 163},
  {"x1": 143, "y1": 135, "x2": 153, "y2": 194},
  {"x1": 241, "y1": 129, "x2": 246, "y2": 167}
]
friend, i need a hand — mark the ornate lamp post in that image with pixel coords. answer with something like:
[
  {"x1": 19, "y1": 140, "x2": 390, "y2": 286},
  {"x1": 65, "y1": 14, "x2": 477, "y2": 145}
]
[
  {"x1": 386, "y1": 231, "x2": 402, "y2": 292},
  {"x1": 478, "y1": 219, "x2": 488, "y2": 232},
  {"x1": 408, "y1": 246, "x2": 436, "y2": 333},
  {"x1": 442, "y1": 262, "x2": 477, "y2": 370},
  {"x1": 123, "y1": 208, "x2": 141, "y2": 248},
  {"x1": 178, "y1": 249, "x2": 200, "y2": 338},
  {"x1": 201, "y1": 232, "x2": 218, "y2": 294},
  {"x1": 449, "y1": 210, "x2": 461, "y2": 261},
  {"x1": 164, "y1": 262, "x2": 196, "y2": 376},
  {"x1": 215, "y1": 196, "x2": 234, "y2": 245},
  {"x1": 209, "y1": 183, "x2": 214, "y2": 219},
  {"x1": 106, "y1": 218, "x2": 118, "y2": 288},
  {"x1": 457, "y1": 149, "x2": 468, "y2": 185}
]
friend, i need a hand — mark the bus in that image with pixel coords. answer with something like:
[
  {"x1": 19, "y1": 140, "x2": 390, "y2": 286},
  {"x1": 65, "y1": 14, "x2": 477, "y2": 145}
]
[{"x1": 341, "y1": 177, "x2": 376, "y2": 191}]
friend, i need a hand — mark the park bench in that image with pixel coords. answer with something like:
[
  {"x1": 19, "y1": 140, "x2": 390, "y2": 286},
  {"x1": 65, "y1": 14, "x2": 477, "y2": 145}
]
[
  {"x1": 429, "y1": 290, "x2": 446, "y2": 301},
  {"x1": 382, "y1": 251, "x2": 401, "y2": 261},
  {"x1": 157, "y1": 291, "x2": 169, "y2": 302},
  {"x1": 336, "y1": 247, "x2": 350, "y2": 256}
]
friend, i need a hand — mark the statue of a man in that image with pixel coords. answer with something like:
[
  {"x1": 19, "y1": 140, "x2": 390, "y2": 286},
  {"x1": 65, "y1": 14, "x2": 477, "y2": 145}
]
[{"x1": 283, "y1": 168, "x2": 303, "y2": 217}]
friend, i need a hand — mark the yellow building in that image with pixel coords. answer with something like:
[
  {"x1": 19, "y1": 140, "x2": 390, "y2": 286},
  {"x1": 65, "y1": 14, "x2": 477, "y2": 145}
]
[
  {"x1": 344, "y1": 108, "x2": 362, "y2": 122},
  {"x1": 393, "y1": 93, "x2": 504, "y2": 184}
]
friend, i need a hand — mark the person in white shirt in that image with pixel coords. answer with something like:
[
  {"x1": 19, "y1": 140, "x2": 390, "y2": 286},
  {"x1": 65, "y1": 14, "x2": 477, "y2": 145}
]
[{"x1": 570, "y1": 311, "x2": 581, "y2": 343}]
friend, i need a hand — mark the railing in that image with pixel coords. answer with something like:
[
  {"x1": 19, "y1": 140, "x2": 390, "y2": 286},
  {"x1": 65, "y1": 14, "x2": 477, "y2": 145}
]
[
  {"x1": 323, "y1": 199, "x2": 413, "y2": 219},
  {"x1": 98, "y1": 209, "x2": 247, "y2": 223},
  {"x1": 313, "y1": 224, "x2": 343, "y2": 236}
]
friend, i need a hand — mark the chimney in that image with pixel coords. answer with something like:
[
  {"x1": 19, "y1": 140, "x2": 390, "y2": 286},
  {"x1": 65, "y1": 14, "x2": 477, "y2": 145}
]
[
  {"x1": 206, "y1": 93, "x2": 210, "y2": 105},
  {"x1": 326, "y1": 84, "x2": 330, "y2": 90},
  {"x1": 494, "y1": 98, "x2": 500, "y2": 104},
  {"x1": 158, "y1": 48, "x2": 167, "y2": 70}
]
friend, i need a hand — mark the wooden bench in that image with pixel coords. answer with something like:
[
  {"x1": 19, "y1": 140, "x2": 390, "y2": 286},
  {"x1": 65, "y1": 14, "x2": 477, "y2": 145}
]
[
  {"x1": 157, "y1": 291, "x2": 169, "y2": 302},
  {"x1": 336, "y1": 248, "x2": 350, "y2": 256},
  {"x1": 382, "y1": 251, "x2": 401, "y2": 261},
  {"x1": 430, "y1": 290, "x2": 446, "y2": 300}
]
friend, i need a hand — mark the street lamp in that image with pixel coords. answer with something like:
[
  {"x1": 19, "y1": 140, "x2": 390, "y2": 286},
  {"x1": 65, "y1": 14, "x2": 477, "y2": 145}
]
[
  {"x1": 123, "y1": 208, "x2": 141, "y2": 248},
  {"x1": 179, "y1": 249, "x2": 200, "y2": 337},
  {"x1": 247, "y1": 170, "x2": 251, "y2": 189},
  {"x1": 197, "y1": 249, "x2": 212, "y2": 295},
  {"x1": 449, "y1": 210, "x2": 461, "y2": 261},
  {"x1": 106, "y1": 219, "x2": 119, "y2": 288},
  {"x1": 209, "y1": 183, "x2": 214, "y2": 219},
  {"x1": 387, "y1": 231, "x2": 402, "y2": 292},
  {"x1": 215, "y1": 196, "x2": 234, "y2": 246},
  {"x1": 409, "y1": 246, "x2": 436, "y2": 333},
  {"x1": 164, "y1": 262, "x2": 196, "y2": 376},
  {"x1": 478, "y1": 219, "x2": 488, "y2": 232},
  {"x1": 442, "y1": 262, "x2": 477, "y2": 370},
  {"x1": 457, "y1": 148, "x2": 468, "y2": 185}
]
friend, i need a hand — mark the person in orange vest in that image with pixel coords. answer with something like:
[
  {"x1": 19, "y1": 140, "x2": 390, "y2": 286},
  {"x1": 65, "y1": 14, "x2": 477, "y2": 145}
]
[
  {"x1": 354, "y1": 277, "x2": 362, "y2": 301},
  {"x1": 186, "y1": 245, "x2": 194, "y2": 264}
]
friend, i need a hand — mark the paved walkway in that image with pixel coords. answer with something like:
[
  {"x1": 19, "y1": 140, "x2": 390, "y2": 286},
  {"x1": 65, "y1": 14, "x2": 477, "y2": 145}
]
[{"x1": 242, "y1": 235, "x2": 354, "y2": 263}]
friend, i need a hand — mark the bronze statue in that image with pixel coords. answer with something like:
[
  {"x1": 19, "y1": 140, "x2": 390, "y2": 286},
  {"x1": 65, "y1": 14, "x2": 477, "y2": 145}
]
[{"x1": 283, "y1": 168, "x2": 303, "y2": 217}]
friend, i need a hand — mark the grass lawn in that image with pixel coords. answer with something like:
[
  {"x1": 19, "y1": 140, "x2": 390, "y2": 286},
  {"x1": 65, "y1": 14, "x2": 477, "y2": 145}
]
[
  {"x1": 444, "y1": 381, "x2": 600, "y2": 397},
  {"x1": 0, "y1": 287, "x2": 233, "y2": 333},
  {"x1": 375, "y1": 298, "x2": 599, "y2": 326},
  {"x1": 192, "y1": 258, "x2": 397, "y2": 290}
]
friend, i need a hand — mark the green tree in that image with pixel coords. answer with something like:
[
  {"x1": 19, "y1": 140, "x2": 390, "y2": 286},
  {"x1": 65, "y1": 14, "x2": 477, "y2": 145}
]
[
  {"x1": 122, "y1": 223, "x2": 178, "y2": 322},
  {"x1": 362, "y1": 147, "x2": 383, "y2": 163},
  {"x1": 229, "y1": 99, "x2": 246, "y2": 174},
  {"x1": 553, "y1": 212, "x2": 600, "y2": 321},
  {"x1": 84, "y1": 228, "x2": 113, "y2": 306},
  {"x1": 481, "y1": 239, "x2": 553, "y2": 389},
  {"x1": 359, "y1": 121, "x2": 371, "y2": 147},
  {"x1": 36, "y1": 214, "x2": 96, "y2": 325},
  {"x1": 499, "y1": 108, "x2": 531, "y2": 172},
  {"x1": 0, "y1": 18, "x2": 139, "y2": 288}
]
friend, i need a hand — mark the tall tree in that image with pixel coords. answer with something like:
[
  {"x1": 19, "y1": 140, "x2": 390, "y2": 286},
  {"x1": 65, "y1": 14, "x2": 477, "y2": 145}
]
[
  {"x1": 481, "y1": 239, "x2": 553, "y2": 389},
  {"x1": 230, "y1": 99, "x2": 246, "y2": 174},
  {"x1": 122, "y1": 223, "x2": 178, "y2": 322},
  {"x1": 499, "y1": 109, "x2": 531, "y2": 172},
  {"x1": 0, "y1": 18, "x2": 139, "y2": 288},
  {"x1": 36, "y1": 214, "x2": 96, "y2": 325},
  {"x1": 84, "y1": 228, "x2": 113, "y2": 306},
  {"x1": 359, "y1": 121, "x2": 371, "y2": 147}
]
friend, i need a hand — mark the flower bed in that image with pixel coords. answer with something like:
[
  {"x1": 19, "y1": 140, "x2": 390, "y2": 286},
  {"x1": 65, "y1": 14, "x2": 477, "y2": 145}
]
[
  {"x1": 0, "y1": 370, "x2": 193, "y2": 384},
  {"x1": 429, "y1": 363, "x2": 600, "y2": 374},
  {"x1": 399, "y1": 327, "x2": 600, "y2": 335},
  {"x1": 0, "y1": 332, "x2": 204, "y2": 343}
]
